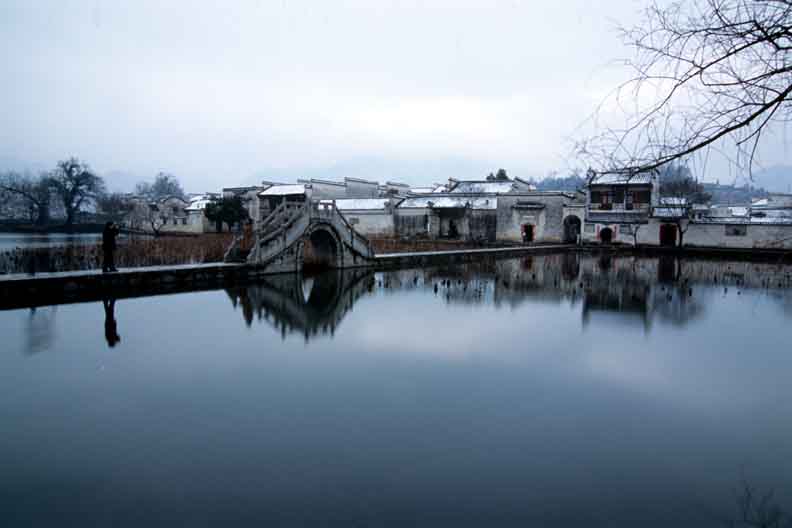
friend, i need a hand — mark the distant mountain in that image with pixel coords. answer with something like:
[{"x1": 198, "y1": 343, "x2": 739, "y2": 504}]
[
  {"x1": 533, "y1": 173, "x2": 586, "y2": 192},
  {"x1": 752, "y1": 165, "x2": 792, "y2": 194}
]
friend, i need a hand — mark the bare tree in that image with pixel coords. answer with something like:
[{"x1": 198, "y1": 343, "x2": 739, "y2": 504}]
[
  {"x1": 658, "y1": 165, "x2": 713, "y2": 246},
  {"x1": 49, "y1": 158, "x2": 105, "y2": 228},
  {"x1": 578, "y1": 0, "x2": 792, "y2": 177},
  {"x1": 631, "y1": 223, "x2": 643, "y2": 246},
  {"x1": 124, "y1": 196, "x2": 187, "y2": 236},
  {"x1": 135, "y1": 172, "x2": 186, "y2": 201},
  {"x1": 96, "y1": 192, "x2": 135, "y2": 222},
  {"x1": 0, "y1": 171, "x2": 53, "y2": 225}
]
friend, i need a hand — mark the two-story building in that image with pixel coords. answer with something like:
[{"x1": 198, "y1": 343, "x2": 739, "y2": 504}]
[{"x1": 582, "y1": 172, "x2": 658, "y2": 244}]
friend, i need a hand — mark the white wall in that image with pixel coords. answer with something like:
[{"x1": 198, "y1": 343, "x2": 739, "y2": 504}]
[{"x1": 341, "y1": 211, "x2": 395, "y2": 237}]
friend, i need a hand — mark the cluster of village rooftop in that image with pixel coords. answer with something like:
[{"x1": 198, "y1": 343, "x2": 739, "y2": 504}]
[{"x1": 134, "y1": 173, "x2": 792, "y2": 249}]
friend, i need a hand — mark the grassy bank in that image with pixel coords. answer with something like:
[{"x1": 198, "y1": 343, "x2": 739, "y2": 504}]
[{"x1": 0, "y1": 233, "x2": 233, "y2": 274}]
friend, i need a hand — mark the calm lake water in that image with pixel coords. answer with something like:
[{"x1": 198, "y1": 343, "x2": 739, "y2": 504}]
[
  {"x1": 2, "y1": 253, "x2": 792, "y2": 527},
  {"x1": 0, "y1": 232, "x2": 105, "y2": 250}
]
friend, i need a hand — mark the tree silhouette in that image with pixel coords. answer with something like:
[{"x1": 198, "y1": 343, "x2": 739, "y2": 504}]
[
  {"x1": 204, "y1": 196, "x2": 249, "y2": 232},
  {"x1": 49, "y1": 158, "x2": 105, "y2": 228},
  {"x1": 580, "y1": 0, "x2": 792, "y2": 177}
]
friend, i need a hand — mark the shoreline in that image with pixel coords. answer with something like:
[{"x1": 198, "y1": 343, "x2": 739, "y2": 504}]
[{"x1": 2, "y1": 244, "x2": 792, "y2": 310}]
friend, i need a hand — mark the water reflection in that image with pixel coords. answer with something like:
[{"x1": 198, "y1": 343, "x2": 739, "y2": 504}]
[
  {"x1": 24, "y1": 306, "x2": 57, "y2": 355},
  {"x1": 4, "y1": 253, "x2": 792, "y2": 527},
  {"x1": 225, "y1": 268, "x2": 375, "y2": 340},
  {"x1": 226, "y1": 254, "x2": 792, "y2": 339},
  {"x1": 103, "y1": 297, "x2": 120, "y2": 348}
]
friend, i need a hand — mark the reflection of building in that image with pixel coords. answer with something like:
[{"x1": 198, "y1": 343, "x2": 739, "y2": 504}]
[{"x1": 224, "y1": 253, "x2": 792, "y2": 340}]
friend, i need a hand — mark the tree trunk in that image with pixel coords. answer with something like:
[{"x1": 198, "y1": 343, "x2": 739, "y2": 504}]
[
  {"x1": 65, "y1": 207, "x2": 75, "y2": 230},
  {"x1": 676, "y1": 222, "x2": 684, "y2": 247},
  {"x1": 36, "y1": 204, "x2": 50, "y2": 226}
]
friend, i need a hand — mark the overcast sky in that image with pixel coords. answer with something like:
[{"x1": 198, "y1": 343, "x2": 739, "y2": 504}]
[{"x1": 3, "y1": 0, "x2": 786, "y2": 193}]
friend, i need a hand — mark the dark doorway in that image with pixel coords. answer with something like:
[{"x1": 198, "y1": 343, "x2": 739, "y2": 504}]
[
  {"x1": 522, "y1": 224, "x2": 534, "y2": 243},
  {"x1": 659, "y1": 224, "x2": 677, "y2": 247},
  {"x1": 599, "y1": 227, "x2": 613, "y2": 244},
  {"x1": 304, "y1": 229, "x2": 339, "y2": 271},
  {"x1": 563, "y1": 216, "x2": 582, "y2": 244}
]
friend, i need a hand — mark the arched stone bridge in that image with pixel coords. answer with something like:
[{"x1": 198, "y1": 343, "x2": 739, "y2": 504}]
[{"x1": 228, "y1": 201, "x2": 376, "y2": 273}]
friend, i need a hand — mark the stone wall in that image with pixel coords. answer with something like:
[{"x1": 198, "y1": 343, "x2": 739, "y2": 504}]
[
  {"x1": 496, "y1": 193, "x2": 575, "y2": 243},
  {"x1": 394, "y1": 209, "x2": 431, "y2": 238},
  {"x1": 582, "y1": 218, "x2": 792, "y2": 249}
]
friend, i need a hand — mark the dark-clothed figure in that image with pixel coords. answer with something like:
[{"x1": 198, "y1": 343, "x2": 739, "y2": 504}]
[
  {"x1": 103, "y1": 298, "x2": 120, "y2": 348},
  {"x1": 102, "y1": 222, "x2": 120, "y2": 272}
]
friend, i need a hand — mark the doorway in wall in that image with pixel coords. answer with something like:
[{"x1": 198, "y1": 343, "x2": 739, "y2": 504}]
[
  {"x1": 522, "y1": 224, "x2": 534, "y2": 243},
  {"x1": 659, "y1": 223, "x2": 677, "y2": 247},
  {"x1": 563, "y1": 216, "x2": 582, "y2": 243},
  {"x1": 599, "y1": 227, "x2": 613, "y2": 244}
]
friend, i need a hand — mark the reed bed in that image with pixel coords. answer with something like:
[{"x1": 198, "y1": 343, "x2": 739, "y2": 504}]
[
  {"x1": 0, "y1": 233, "x2": 233, "y2": 274},
  {"x1": 368, "y1": 237, "x2": 494, "y2": 254}
]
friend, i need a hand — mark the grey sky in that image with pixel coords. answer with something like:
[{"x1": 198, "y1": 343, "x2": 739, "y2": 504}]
[{"x1": 6, "y1": 0, "x2": 767, "y2": 193}]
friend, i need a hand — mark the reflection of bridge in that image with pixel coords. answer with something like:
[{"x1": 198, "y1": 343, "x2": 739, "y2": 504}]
[
  {"x1": 228, "y1": 201, "x2": 376, "y2": 273},
  {"x1": 224, "y1": 253, "x2": 792, "y2": 340},
  {"x1": 226, "y1": 268, "x2": 375, "y2": 340}
]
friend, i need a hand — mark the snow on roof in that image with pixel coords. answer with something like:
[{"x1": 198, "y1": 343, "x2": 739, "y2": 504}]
[
  {"x1": 659, "y1": 197, "x2": 687, "y2": 205},
  {"x1": 398, "y1": 195, "x2": 498, "y2": 210},
  {"x1": 320, "y1": 198, "x2": 391, "y2": 211},
  {"x1": 409, "y1": 187, "x2": 436, "y2": 194},
  {"x1": 259, "y1": 184, "x2": 307, "y2": 196},
  {"x1": 653, "y1": 207, "x2": 687, "y2": 218},
  {"x1": 183, "y1": 195, "x2": 213, "y2": 211},
  {"x1": 589, "y1": 173, "x2": 652, "y2": 185},
  {"x1": 696, "y1": 215, "x2": 792, "y2": 225},
  {"x1": 449, "y1": 180, "x2": 517, "y2": 193}
]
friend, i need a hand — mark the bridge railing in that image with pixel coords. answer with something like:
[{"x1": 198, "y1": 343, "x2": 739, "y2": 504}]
[
  {"x1": 310, "y1": 200, "x2": 374, "y2": 258},
  {"x1": 259, "y1": 201, "x2": 306, "y2": 237},
  {"x1": 258, "y1": 203, "x2": 309, "y2": 248}
]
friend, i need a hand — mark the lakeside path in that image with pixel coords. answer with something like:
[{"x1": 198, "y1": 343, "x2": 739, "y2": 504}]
[{"x1": 0, "y1": 244, "x2": 573, "y2": 310}]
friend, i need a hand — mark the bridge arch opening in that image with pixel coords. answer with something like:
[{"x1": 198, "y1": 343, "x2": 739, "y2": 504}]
[{"x1": 303, "y1": 227, "x2": 341, "y2": 271}]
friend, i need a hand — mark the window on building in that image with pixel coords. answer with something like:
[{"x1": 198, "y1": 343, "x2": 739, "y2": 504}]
[
  {"x1": 725, "y1": 225, "x2": 747, "y2": 236},
  {"x1": 620, "y1": 224, "x2": 633, "y2": 235},
  {"x1": 633, "y1": 191, "x2": 651, "y2": 204},
  {"x1": 614, "y1": 189, "x2": 625, "y2": 204},
  {"x1": 590, "y1": 191, "x2": 601, "y2": 203}
]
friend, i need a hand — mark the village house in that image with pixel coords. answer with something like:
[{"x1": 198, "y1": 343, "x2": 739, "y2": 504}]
[
  {"x1": 578, "y1": 171, "x2": 792, "y2": 249},
  {"x1": 394, "y1": 194, "x2": 499, "y2": 241},
  {"x1": 581, "y1": 172, "x2": 657, "y2": 244},
  {"x1": 122, "y1": 193, "x2": 219, "y2": 235}
]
